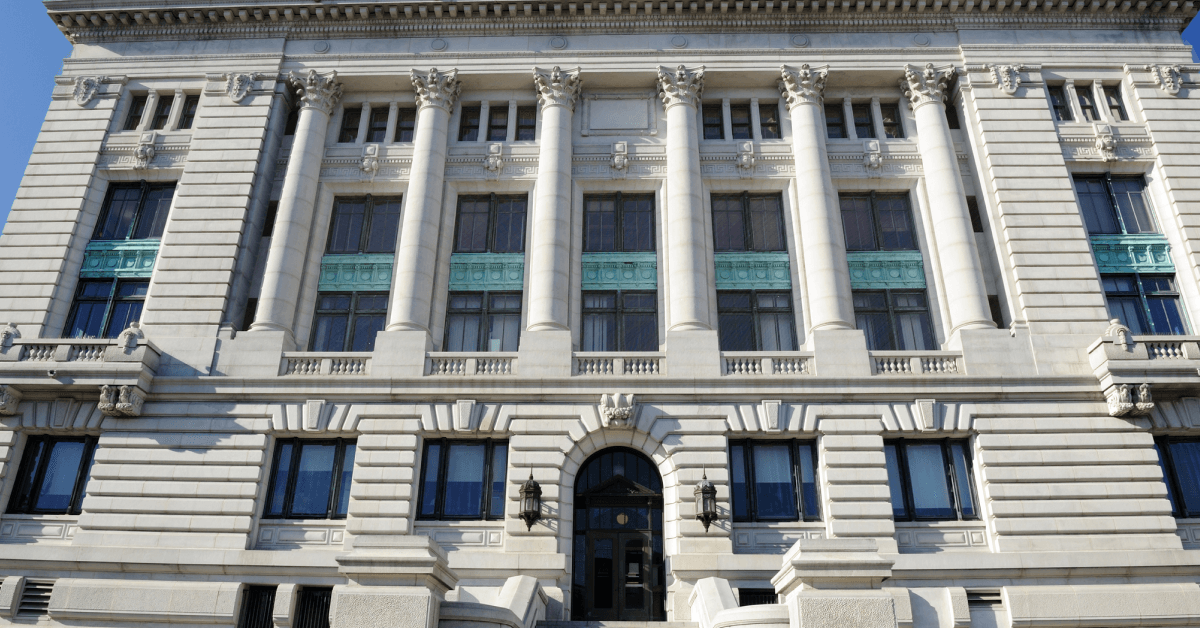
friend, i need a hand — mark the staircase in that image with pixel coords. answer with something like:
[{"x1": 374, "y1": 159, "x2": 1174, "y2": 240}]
[{"x1": 538, "y1": 622, "x2": 699, "y2": 628}]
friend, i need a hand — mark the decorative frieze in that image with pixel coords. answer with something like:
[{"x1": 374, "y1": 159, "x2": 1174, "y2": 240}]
[
  {"x1": 448, "y1": 253, "x2": 525, "y2": 291},
  {"x1": 318, "y1": 254, "x2": 395, "y2": 292},
  {"x1": 901, "y1": 62, "x2": 953, "y2": 109},
  {"x1": 778, "y1": 63, "x2": 827, "y2": 108},
  {"x1": 581, "y1": 252, "x2": 658, "y2": 290},
  {"x1": 657, "y1": 64, "x2": 705, "y2": 109},
  {"x1": 80, "y1": 240, "x2": 159, "y2": 279},
  {"x1": 290, "y1": 69, "x2": 343, "y2": 115},
  {"x1": 847, "y1": 251, "x2": 926, "y2": 289},
  {"x1": 533, "y1": 66, "x2": 583, "y2": 110},
  {"x1": 713, "y1": 252, "x2": 791, "y2": 290},
  {"x1": 1090, "y1": 234, "x2": 1174, "y2": 274},
  {"x1": 411, "y1": 67, "x2": 461, "y2": 112}
]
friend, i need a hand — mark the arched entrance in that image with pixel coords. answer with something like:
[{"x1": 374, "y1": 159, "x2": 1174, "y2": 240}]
[{"x1": 571, "y1": 447, "x2": 666, "y2": 621}]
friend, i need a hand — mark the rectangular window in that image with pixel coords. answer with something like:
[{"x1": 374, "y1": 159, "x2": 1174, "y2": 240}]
[
  {"x1": 879, "y1": 103, "x2": 904, "y2": 138},
  {"x1": 884, "y1": 440, "x2": 977, "y2": 522},
  {"x1": 6, "y1": 435, "x2": 97, "y2": 515},
  {"x1": 444, "y1": 292, "x2": 522, "y2": 352},
  {"x1": 1103, "y1": 86, "x2": 1128, "y2": 121},
  {"x1": 150, "y1": 95, "x2": 174, "y2": 130},
  {"x1": 338, "y1": 105, "x2": 363, "y2": 143},
  {"x1": 825, "y1": 104, "x2": 847, "y2": 139},
  {"x1": 123, "y1": 95, "x2": 147, "y2": 131},
  {"x1": 93, "y1": 182, "x2": 175, "y2": 241},
  {"x1": 712, "y1": 193, "x2": 786, "y2": 252},
  {"x1": 264, "y1": 439, "x2": 356, "y2": 520},
  {"x1": 730, "y1": 104, "x2": 752, "y2": 140},
  {"x1": 1073, "y1": 175, "x2": 1156, "y2": 235},
  {"x1": 284, "y1": 108, "x2": 299, "y2": 136},
  {"x1": 853, "y1": 290, "x2": 936, "y2": 351},
  {"x1": 418, "y1": 439, "x2": 508, "y2": 520},
  {"x1": 759, "y1": 103, "x2": 782, "y2": 139},
  {"x1": 325, "y1": 196, "x2": 402, "y2": 254},
  {"x1": 453, "y1": 194, "x2": 528, "y2": 254},
  {"x1": 581, "y1": 291, "x2": 659, "y2": 351},
  {"x1": 1076, "y1": 85, "x2": 1100, "y2": 122},
  {"x1": 486, "y1": 106, "x2": 510, "y2": 142},
  {"x1": 458, "y1": 106, "x2": 482, "y2": 141},
  {"x1": 178, "y1": 95, "x2": 200, "y2": 130},
  {"x1": 944, "y1": 101, "x2": 961, "y2": 130},
  {"x1": 702, "y1": 103, "x2": 725, "y2": 140},
  {"x1": 583, "y1": 193, "x2": 655, "y2": 252},
  {"x1": 294, "y1": 588, "x2": 332, "y2": 628},
  {"x1": 966, "y1": 196, "x2": 984, "y2": 233},
  {"x1": 309, "y1": 293, "x2": 388, "y2": 352},
  {"x1": 729, "y1": 441, "x2": 819, "y2": 522},
  {"x1": 717, "y1": 291, "x2": 797, "y2": 352},
  {"x1": 394, "y1": 108, "x2": 417, "y2": 142},
  {"x1": 515, "y1": 106, "x2": 537, "y2": 140},
  {"x1": 236, "y1": 586, "x2": 276, "y2": 628},
  {"x1": 852, "y1": 103, "x2": 875, "y2": 139},
  {"x1": 1103, "y1": 274, "x2": 1188, "y2": 336},
  {"x1": 1156, "y1": 437, "x2": 1200, "y2": 518},
  {"x1": 366, "y1": 107, "x2": 389, "y2": 142},
  {"x1": 840, "y1": 193, "x2": 917, "y2": 252},
  {"x1": 1049, "y1": 85, "x2": 1074, "y2": 122},
  {"x1": 64, "y1": 279, "x2": 149, "y2": 339}
]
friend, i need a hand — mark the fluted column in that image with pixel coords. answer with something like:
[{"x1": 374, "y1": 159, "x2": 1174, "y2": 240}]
[
  {"x1": 902, "y1": 63, "x2": 994, "y2": 334},
  {"x1": 780, "y1": 64, "x2": 855, "y2": 332},
  {"x1": 250, "y1": 70, "x2": 342, "y2": 342},
  {"x1": 386, "y1": 69, "x2": 461, "y2": 334},
  {"x1": 527, "y1": 67, "x2": 583, "y2": 331},
  {"x1": 658, "y1": 65, "x2": 711, "y2": 331}
]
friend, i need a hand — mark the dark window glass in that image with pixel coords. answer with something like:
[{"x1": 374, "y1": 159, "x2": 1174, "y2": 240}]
[
  {"x1": 703, "y1": 103, "x2": 724, "y2": 140},
  {"x1": 178, "y1": 95, "x2": 200, "y2": 130},
  {"x1": 1103, "y1": 86, "x2": 1128, "y2": 121},
  {"x1": 486, "y1": 106, "x2": 509, "y2": 142},
  {"x1": 839, "y1": 193, "x2": 917, "y2": 251},
  {"x1": 124, "y1": 95, "x2": 147, "y2": 131},
  {"x1": 880, "y1": 103, "x2": 904, "y2": 138},
  {"x1": 338, "y1": 105, "x2": 363, "y2": 143},
  {"x1": 455, "y1": 198, "x2": 491, "y2": 252},
  {"x1": 418, "y1": 439, "x2": 508, "y2": 520},
  {"x1": 310, "y1": 293, "x2": 387, "y2": 352},
  {"x1": 730, "y1": 105, "x2": 752, "y2": 140},
  {"x1": 712, "y1": 193, "x2": 786, "y2": 252},
  {"x1": 1076, "y1": 85, "x2": 1100, "y2": 122},
  {"x1": 366, "y1": 106, "x2": 389, "y2": 142},
  {"x1": 262, "y1": 202, "x2": 278, "y2": 238},
  {"x1": 326, "y1": 196, "x2": 402, "y2": 254},
  {"x1": 581, "y1": 291, "x2": 659, "y2": 351},
  {"x1": 294, "y1": 588, "x2": 332, "y2": 628},
  {"x1": 394, "y1": 108, "x2": 417, "y2": 142},
  {"x1": 1103, "y1": 274, "x2": 1188, "y2": 336},
  {"x1": 945, "y1": 101, "x2": 961, "y2": 130},
  {"x1": 263, "y1": 439, "x2": 355, "y2": 520},
  {"x1": 728, "y1": 441, "x2": 820, "y2": 522},
  {"x1": 853, "y1": 290, "x2": 935, "y2": 351},
  {"x1": 150, "y1": 95, "x2": 174, "y2": 130},
  {"x1": 988, "y1": 295, "x2": 1005, "y2": 328},
  {"x1": 493, "y1": 197, "x2": 527, "y2": 253},
  {"x1": 6, "y1": 436, "x2": 97, "y2": 515},
  {"x1": 1157, "y1": 438, "x2": 1200, "y2": 518},
  {"x1": 454, "y1": 195, "x2": 528, "y2": 253},
  {"x1": 284, "y1": 108, "x2": 299, "y2": 136},
  {"x1": 1074, "y1": 175, "x2": 1156, "y2": 235},
  {"x1": 237, "y1": 586, "x2": 276, "y2": 628},
  {"x1": 825, "y1": 104, "x2": 846, "y2": 139},
  {"x1": 583, "y1": 193, "x2": 655, "y2": 252},
  {"x1": 759, "y1": 103, "x2": 782, "y2": 139},
  {"x1": 516, "y1": 106, "x2": 537, "y2": 141},
  {"x1": 717, "y1": 291, "x2": 797, "y2": 352},
  {"x1": 64, "y1": 279, "x2": 148, "y2": 339},
  {"x1": 967, "y1": 196, "x2": 984, "y2": 233},
  {"x1": 443, "y1": 292, "x2": 522, "y2": 352},
  {"x1": 852, "y1": 103, "x2": 875, "y2": 138},
  {"x1": 884, "y1": 440, "x2": 977, "y2": 522},
  {"x1": 459, "y1": 106, "x2": 481, "y2": 142},
  {"x1": 1049, "y1": 85, "x2": 1073, "y2": 121},
  {"x1": 94, "y1": 182, "x2": 176, "y2": 241}
]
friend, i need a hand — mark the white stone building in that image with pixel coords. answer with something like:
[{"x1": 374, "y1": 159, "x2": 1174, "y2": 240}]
[{"x1": 1, "y1": 0, "x2": 1199, "y2": 627}]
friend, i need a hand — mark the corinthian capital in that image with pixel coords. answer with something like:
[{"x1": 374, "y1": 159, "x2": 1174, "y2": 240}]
[
  {"x1": 288, "y1": 69, "x2": 343, "y2": 115},
  {"x1": 534, "y1": 66, "x2": 583, "y2": 110},
  {"x1": 779, "y1": 64, "x2": 828, "y2": 108},
  {"x1": 657, "y1": 65, "x2": 705, "y2": 109},
  {"x1": 901, "y1": 63, "x2": 954, "y2": 109},
  {"x1": 411, "y1": 68, "x2": 462, "y2": 112}
]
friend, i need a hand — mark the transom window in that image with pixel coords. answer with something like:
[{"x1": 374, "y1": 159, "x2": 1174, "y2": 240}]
[
  {"x1": 93, "y1": 182, "x2": 176, "y2": 241},
  {"x1": 6, "y1": 435, "x2": 97, "y2": 515},
  {"x1": 581, "y1": 291, "x2": 658, "y2": 352},
  {"x1": 729, "y1": 105, "x2": 752, "y2": 139},
  {"x1": 1155, "y1": 437, "x2": 1200, "y2": 518},
  {"x1": 759, "y1": 104, "x2": 782, "y2": 139},
  {"x1": 729, "y1": 440, "x2": 820, "y2": 522},
  {"x1": 1074, "y1": 175, "x2": 1156, "y2": 235},
  {"x1": 702, "y1": 103, "x2": 725, "y2": 140},
  {"x1": 65, "y1": 279, "x2": 148, "y2": 339},
  {"x1": 853, "y1": 290, "x2": 935, "y2": 351},
  {"x1": 444, "y1": 292, "x2": 522, "y2": 352},
  {"x1": 264, "y1": 439, "x2": 356, "y2": 520},
  {"x1": 326, "y1": 196, "x2": 403, "y2": 254},
  {"x1": 1103, "y1": 274, "x2": 1188, "y2": 336},
  {"x1": 884, "y1": 439, "x2": 977, "y2": 522},
  {"x1": 702, "y1": 102, "x2": 781, "y2": 140},
  {"x1": 840, "y1": 193, "x2": 917, "y2": 251},
  {"x1": 712, "y1": 193, "x2": 786, "y2": 252},
  {"x1": 310, "y1": 293, "x2": 388, "y2": 352},
  {"x1": 454, "y1": 195, "x2": 528, "y2": 254},
  {"x1": 584, "y1": 193, "x2": 655, "y2": 252},
  {"x1": 418, "y1": 439, "x2": 508, "y2": 520},
  {"x1": 486, "y1": 107, "x2": 510, "y2": 141},
  {"x1": 395, "y1": 108, "x2": 417, "y2": 142},
  {"x1": 717, "y1": 291, "x2": 797, "y2": 352}
]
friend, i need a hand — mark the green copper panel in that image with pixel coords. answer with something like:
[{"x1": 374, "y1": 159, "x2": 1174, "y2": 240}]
[
  {"x1": 714, "y1": 252, "x2": 792, "y2": 290},
  {"x1": 319, "y1": 253, "x2": 395, "y2": 292},
  {"x1": 449, "y1": 253, "x2": 526, "y2": 291},
  {"x1": 1091, "y1": 234, "x2": 1174, "y2": 274},
  {"x1": 581, "y1": 252, "x2": 658, "y2": 290},
  {"x1": 80, "y1": 240, "x2": 159, "y2": 279},
  {"x1": 847, "y1": 251, "x2": 926, "y2": 289}
]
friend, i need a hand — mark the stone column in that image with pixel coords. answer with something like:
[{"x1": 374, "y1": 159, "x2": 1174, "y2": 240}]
[
  {"x1": 386, "y1": 68, "x2": 461, "y2": 335},
  {"x1": 902, "y1": 63, "x2": 994, "y2": 334},
  {"x1": 527, "y1": 67, "x2": 582, "y2": 332},
  {"x1": 250, "y1": 70, "x2": 342, "y2": 344},
  {"x1": 658, "y1": 65, "x2": 711, "y2": 332},
  {"x1": 780, "y1": 64, "x2": 855, "y2": 332}
]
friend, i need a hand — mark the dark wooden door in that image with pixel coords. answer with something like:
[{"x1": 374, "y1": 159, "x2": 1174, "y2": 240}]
[{"x1": 584, "y1": 530, "x2": 654, "y2": 621}]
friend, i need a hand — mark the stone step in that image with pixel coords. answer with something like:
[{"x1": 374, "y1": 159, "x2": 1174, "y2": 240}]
[{"x1": 537, "y1": 622, "x2": 700, "y2": 628}]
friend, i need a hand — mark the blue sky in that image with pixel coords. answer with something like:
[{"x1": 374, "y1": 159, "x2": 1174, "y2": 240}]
[{"x1": 1, "y1": 5, "x2": 1197, "y2": 229}]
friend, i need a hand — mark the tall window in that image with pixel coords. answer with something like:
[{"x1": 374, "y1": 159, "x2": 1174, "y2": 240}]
[
  {"x1": 1075, "y1": 85, "x2": 1100, "y2": 122},
  {"x1": 884, "y1": 440, "x2": 977, "y2": 521},
  {"x1": 123, "y1": 94, "x2": 147, "y2": 131},
  {"x1": 1156, "y1": 437, "x2": 1200, "y2": 518},
  {"x1": 729, "y1": 441, "x2": 819, "y2": 522},
  {"x1": 702, "y1": 103, "x2": 724, "y2": 140},
  {"x1": 65, "y1": 279, "x2": 148, "y2": 339},
  {"x1": 717, "y1": 291, "x2": 797, "y2": 352},
  {"x1": 852, "y1": 104, "x2": 875, "y2": 138},
  {"x1": 454, "y1": 195, "x2": 528, "y2": 253},
  {"x1": 1103, "y1": 275, "x2": 1188, "y2": 336},
  {"x1": 178, "y1": 95, "x2": 200, "y2": 130},
  {"x1": 516, "y1": 106, "x2": 537, "y2": 140},
  {"x1": 310, "y1": 293, "x2": 388, "y2": 352},
  {"x1": 825, "y1": 104, "x2": 847, "y2": 139},
  {"x1": 760, "y1": 103, "x2": 782, "y2": 139},
  {"x1": 853, "y1": 290, "x2": 935, "y2": 351},
  {"x1": 458, "y1": 106, "x2": 482, "y2": 141},
  {"x1": 1103, "y1": 86, "x2": 1128, "y2": 121},
  {"x1": 840, "y1": 193, "x2": 917, "y2": 251},
  {"x1": 880, "y1": 103, "x2": 904, "y2": 138},
  {"x1": 418, "y1": 439, "x2": 508, "y2": 520},
  {"x1": 581, "y1": 292, "x2": 658, "y2": 351},
  {"x1": 1074, "y1": 175, "x2": 1156, "y2": 235},
  {"x1": 730, "y1": 105, "x2": 752, "y2": 140},
  {"x1": 712, "y1": 193, "x2": 786, "y2": 252},
  {"x1": 264, "y1": 439, "x2": 356, "y2": 520},
  {"x1": 150, "y1": 95, "x2": 174, "y2": 130},
  {"x1": 395, "y1": 108, "x2": 417, "y2": 142},
  {"x1": 486, "y1": 107, "x2": 509, "y2": 141},
  {"x1": 1049, "y1": 85, "x2": 1074, "y2": 122},
  {"x1": 366, "y1": 107, "x2": 389, "y2": 142},
  {"x1": 584, "y1": 193, "x2": 655, "y2": 252},
  {"x1": 6, "y1": 436, "x2": 97, "y2": 515},
  {"x1": 444, "y1": 292, "x2": 522, "y2": 352},
  {"x1": 93, "y1": 182, "x2": 176, "y2": 241},
  {"x1": 325, "y1": 196, "x2": 402, "y2": 254},
  {"x1": 338, "y1": 105, "x2": 363, "y2": 143}
]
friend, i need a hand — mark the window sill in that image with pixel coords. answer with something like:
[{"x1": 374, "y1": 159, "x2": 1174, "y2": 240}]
[
  {"x1": 255, "y1": 518, "x2": 346, "y2": 549},
  {"x1": 894, "y1": 520, "x2": 987, "y2": 553},
  {"x1": 415, "y1": 520, "x2": 504, "y2": 550},
  {"x1": 732, "y1": 520, "x2": 825, "y2": 554},
  {"x1": 0, "y1": 513, "x2": 79, "y2": 544}
]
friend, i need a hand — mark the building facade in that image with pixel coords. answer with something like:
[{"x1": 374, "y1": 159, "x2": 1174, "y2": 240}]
[{"x1": 0, "y1": 1, "x2": 1199, "y2": 627}]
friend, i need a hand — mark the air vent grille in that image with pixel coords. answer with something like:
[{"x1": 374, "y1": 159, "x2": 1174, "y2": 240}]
[
  {"x1": 966, "y1": 589, "x2": 1003, "y2": 606},
  {"x1": 17, "y1": 579, "x2": 54, "y2": 616}
]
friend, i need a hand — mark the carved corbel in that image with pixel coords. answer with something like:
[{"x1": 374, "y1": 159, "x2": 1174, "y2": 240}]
[
  {"x1": 1106, "y1": 383, "x2": 1153, "y2": 417},
  {"x1": 599, "y1": 393, "x2": 636, "y2": 429},
  {"x1": 0, "y1": 385, "x2": 23, "y2": 416},
  {"x1": 985, "y1": 64, "x2": 1024, "y2": 96},
  {"x1": 1104, "y1": 318, "x2": 1132, "y2": 350},
  {"x1": 1145, "y1": 64, "x2": 1183, "y2": 96},
  {"x1": 736, "y1": 141, "x2": 756, "y2": 177},
  {"x1": 73, "y1": 76, "x2": 107, "y2": 106},
  {"x1": 223, "y1": 72, "x2": 261, "y2": 103},
  {"x1": 610, "y1": 141, "x2": 629, "y2": 178},
  {"x1": 99, "y1": 384, "x2": 146, "y2": 417},
  {"x1": 360, "y1": 144, "x2": 380, "y2": 181},
  {"x1": 134, "y1": 132, "x2": 157, "y2": 169},
  {"x1": 1094, "y1": 123, "x2": 1117, "y2": 162},
  {"x1": 484, "y1": 143, "x2": 503, "y2": 180}
]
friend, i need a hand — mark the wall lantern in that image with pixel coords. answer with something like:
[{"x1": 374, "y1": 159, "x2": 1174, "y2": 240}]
[
  {"x1": 519, "y1": 470, "x2": 542, "y2": 530},
  {"x1": 694, "y1": 470, "x2": 719, "y2": 532}
]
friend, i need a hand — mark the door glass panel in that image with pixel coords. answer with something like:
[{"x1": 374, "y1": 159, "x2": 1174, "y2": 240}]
[
  {"x1": 624, "y1": 539, "x2": 645, "y2": 610},
  {"x1": 594, "y1": 538, "x2": 613, "y2": 609}
]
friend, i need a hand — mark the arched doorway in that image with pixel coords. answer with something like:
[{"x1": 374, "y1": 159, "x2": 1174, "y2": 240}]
[{"x1": 571, "y1": 447, "x2": 666, "y2": 621}]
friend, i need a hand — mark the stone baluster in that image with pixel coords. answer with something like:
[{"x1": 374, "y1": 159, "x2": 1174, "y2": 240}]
[
  {"x1": 250, "y1": 70, "x2": 343, "y2": 344},
  {"x1": 386, "y1": 68, "x2": 461, "y2": 336},
  {"x1": 527, "y1": 66, "x2": 583, "y2": 332},
  {"x1": 658, "y1": 65, "x2": 712, "y2": 332},
  {"x1": 780, "y1": 64, "x2": 855, "y2": 332},
  {"x1": 902, "y1": 63, "x2": 995, "y2": 335}
]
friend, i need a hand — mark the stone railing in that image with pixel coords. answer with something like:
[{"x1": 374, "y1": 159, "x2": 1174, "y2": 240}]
[
  {"x1": 1143, "y1": 338, "x2": 1190, "y2": 360},
  {"x1": 573, "y1": 353, "x2": 664, "y2": 376},
  {"x1": 280, "y1": 353, "x2": 371, "y2": 376},
  {"x1": 721, "y1": 353, "x2": 814, "y2": 376},
  {"x1": 11, "y1": 340, "x2": 116, "y2": 363},
  {"x1": 871, "y1": 351, "x2": 963, "y2": 375},
  {"x1": 426, "y1": 353, "x2": 517, "y2": 376}
]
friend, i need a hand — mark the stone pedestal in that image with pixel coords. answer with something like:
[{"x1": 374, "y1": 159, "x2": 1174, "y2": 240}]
[
  {"x1": 371, "y1": 330, "x2": 434, "y2": 378},
  {"x1": 809, "y1": 329, "x2": 871, "y2": 377},
  {"x1": 517, "y1": 329, "x2": 573, "y2": 378},
  {"x1": 664, "y1": 329, "x2": 721, "y2": 378},
  {"x1": 332, "y1": 535, "x2": 459, "y2": 628},
  {"x1": 772, "y1": 539, "x2": 898, "y2": 628}
]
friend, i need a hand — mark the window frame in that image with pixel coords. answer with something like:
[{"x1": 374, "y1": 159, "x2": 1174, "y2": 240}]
[
  {"x1": 123, "y1": 94, "x2": 148, "y2": 131},
  {"x1": 337, "y1": 105, "x2": 363, "y2": 143},
  {"x1": 729, "y1": 104, "x2": 753, "y2": 140},
  {"x1": 308, "y1": 292, "x2": 390, "y2": 352},
  {"x1": 150, "y1": 94, "x2": 174, "y2": 131},
  {"x1": 263, "y1": 438, "x2": 356, "y2": 521},
  {"x1": 458, "y1": 105, "x2": 482, "y2": 142},
  {"x1": 716, "y1": 290, "x2": 798, "y2": 352},
  {"x1": 92, "y1": 181, "x2": 176, "y2": 242},
  {"x1": 6, "y1": 435, "x2": 98, "y2": 516},
  {"x1": 324, "y1": 195, "x2": 404, "y2": 255},
  {"x1": 758, "y1": 102, "x2": 782, "y2": 139},
  {"x1": 1155, "y1": 436, "x2": 1200, "y2": 518},
  {"x1": 443, "y1": 291, "x2": 523, "y2": 352},
  {"x1": 879, "y1": 102, "x2": 905, "y2": 139},
  {"x1": 1049, "y1": 84, "x2": 1074, "y2": 122},
  {"x1": 178, "y1": 95, "x2": 200, "y2": 130},
  {"x1": 702, "y1": 102, "x2": 725, "y2": 140},
  {"x1": 1073, "y1": 174, "x2": 1157, "y2": 236},
  {"x1": 1102, "y1": 85, "x2": 1128, "y2": 121},
  {"x1": 851, "y1": 103, "x2": 876, "y2": 139},
  {"x1": 711, "y1": 192, "x2": 787, "y2": 253},
  {"x1": 580, "y1": 290, "x2": 660, "y2": 352},
  {"x1": 852, "y1": 289, "x2": 937, "y2": 351},
  {"x1": 63, "y1": 278, "x2": 150, "y2": 339},
  {"x1": 365, "y1": 107, "x2": 390, "y2": 143},
  {"x1": 839, "y1": 191, "x2": 919, "y2": 252},
  {"x1": 582, "y1": 192, "x2": 657, "y2": 253},
  {"x1": 728, "y1": 440, "x2": 821, "y2": 523},
  {"x1": 1075, "y1": 84, "x2": 1101, "y2": 122},
  {"x1": 236, "y1": 586, "x2": 277, "y2": 628},
  {"x1": 1102, "y1": 273, "x2": 1190, "y2": 336},
  {"x1": 824, "y1": 103, "x2": 847, "y2": 139},
  {"x1": 485, "y1": 106, "x2": 510, "y2": 142},
  {"x1": 452, "y1": 194, "x2": 529, "y2": 254},
  {"x1": 394, "y1": 108, "x2": 417, "y2": 142},
  {"x1": 884, "y1": 439, "x2": 978, "y2": 523},
  {"x1": 417, "y1": 438, "x2": 509, "y2": 521}
]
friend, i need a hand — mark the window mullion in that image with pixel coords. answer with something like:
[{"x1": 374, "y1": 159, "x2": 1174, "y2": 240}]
[
  {"x1": 327, "y1": 440, "x2": 345, "y2": 519},
  {"x1": 1163, "y1": 440, "x2": 1189, "y2": 517},
  {"x1": 127, "y1": 180, "x2": 150, "y2": 241},
  {"x1": 1134, "y1": 273, "x2": 1156, "y2": 334},
  {"x1": 436, "y1": 439, "x2": 449, "y2": 519},
  {"x1": 282, "y1": 442, "x2": 302, "y2": 518},
  {"x1": 1103, "y1": 174, "x2": 1130, "y2": 235},
  {"x1": 896, "y1": 442, "x2": 914, "y2": 521},
  {"x1": 99, "y1": 281, "x2": 119, "y2": 339},
  {"x1": 482, "y1": 439, "x2": 493, "y2": 518},
  {"x1": 745, "y1": 444, "x2": 758, "y2": 521},
  {"x1": 942, "y1": 441, "x2": 963, "y2": 521},
  {"x1": 488, "y1": 193, "x2": 498, "y2": 253},
  {"x1": 360, "y1": 195, "x2": 374, "y2": 254},
  {"x1": 615, "y1": 192, "x2": 623, "y2": 252},
  {"x1": 870, "y1": 192, "x2": 883, "y2": 251},
  {"x1": 24, "y1": 438, "x2": 52, "y2": 513},
  {"x1": 790, "y1": 442, "x2": 802, "y2": 521},
  {"x1": 742, "y1": 192, "x2": 752, "y2": 251},
  {"x1": 68, "y1": 437, "x2": 98, "y2": 515}
]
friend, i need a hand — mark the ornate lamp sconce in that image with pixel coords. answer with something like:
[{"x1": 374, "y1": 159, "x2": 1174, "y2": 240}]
[
  {"x1": 519, "y1": 471, "x2": 542, "y2": 530},
  {"x1": 694, "y1": 471, "x2": 719, "y2": 532}
]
